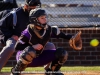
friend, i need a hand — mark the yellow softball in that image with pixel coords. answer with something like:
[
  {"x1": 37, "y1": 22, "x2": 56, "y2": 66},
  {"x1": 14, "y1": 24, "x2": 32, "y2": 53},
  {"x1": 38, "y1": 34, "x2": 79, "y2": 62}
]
[{"x1": 90, "y1": 39, "x2": 99, "y2": 47}]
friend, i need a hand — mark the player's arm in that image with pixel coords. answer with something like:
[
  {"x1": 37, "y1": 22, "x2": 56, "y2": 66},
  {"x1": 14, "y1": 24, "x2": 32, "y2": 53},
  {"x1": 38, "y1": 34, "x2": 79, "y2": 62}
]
[
  {"x1": 14, "y1": 28, "x2": 30, "y2": 50},
  {"x1": 15, "y1": 35, "x2": 29, "y2": 50},
  {"x1": 0, "y1": 13, "x2": 14, "y2": 37},
  {"x1": 51, "y1": 26, "x2": 73, "y2": 40}
]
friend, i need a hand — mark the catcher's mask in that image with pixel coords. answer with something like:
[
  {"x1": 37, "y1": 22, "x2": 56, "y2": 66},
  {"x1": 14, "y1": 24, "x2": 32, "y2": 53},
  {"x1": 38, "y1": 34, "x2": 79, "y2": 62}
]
[
  {"x1": 25, "y1": 0, "x2": 41, "y2": 7},
  {"x1": 29, "y1": 8, "x2": 48, "y2": 29}
]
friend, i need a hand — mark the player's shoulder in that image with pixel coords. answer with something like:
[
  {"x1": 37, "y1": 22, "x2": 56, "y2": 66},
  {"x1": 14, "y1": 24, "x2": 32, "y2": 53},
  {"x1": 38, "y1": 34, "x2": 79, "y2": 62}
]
[
  {"x1": 51, "y1": 26, "x2": 59, "y2": 30},
  {"x1": 14, "y1": 7, "x2": 23, "y2": 13},
  {"x1": 21, "y1": 28, "x2": 30, "y2": 39},
  {"x1": 51, "y1": 26, "x2": 60, "y2": 35}
]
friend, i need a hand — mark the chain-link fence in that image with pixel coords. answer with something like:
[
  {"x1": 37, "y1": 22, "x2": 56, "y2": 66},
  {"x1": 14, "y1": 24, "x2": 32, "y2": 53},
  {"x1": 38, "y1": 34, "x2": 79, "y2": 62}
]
[{"x1": 16, "y1": 0, "x2": 100, "y2": 28}]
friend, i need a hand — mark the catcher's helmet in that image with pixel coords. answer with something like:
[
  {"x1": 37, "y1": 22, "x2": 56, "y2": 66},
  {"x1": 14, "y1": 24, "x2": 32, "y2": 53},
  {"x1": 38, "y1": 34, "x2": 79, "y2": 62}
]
[
  {"x1": 25, "y1": 0, "x2": 41, "y2": 7},
  {"x1": 29, "y1": 8, "x2": 47, "y2": 28}
]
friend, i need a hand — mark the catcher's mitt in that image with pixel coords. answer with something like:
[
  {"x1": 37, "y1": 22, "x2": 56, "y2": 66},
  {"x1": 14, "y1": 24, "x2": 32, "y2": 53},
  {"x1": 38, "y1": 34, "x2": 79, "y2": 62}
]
[{"x1": 69, "y1": 31, "x2": 82, "y2": 50}]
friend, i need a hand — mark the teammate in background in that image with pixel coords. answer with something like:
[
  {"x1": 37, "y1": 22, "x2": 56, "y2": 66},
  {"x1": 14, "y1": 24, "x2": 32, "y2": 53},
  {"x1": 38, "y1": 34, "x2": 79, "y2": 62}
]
[
  {"x1": 0, "y1": 0, "x2": 18, "y2": 11},
  {"x1": 11, "y1": 8, "x2": 82, "y2": 75},
  {"x1": 0, "y1": 0, "x2": 41, "y2": 71},
  {"x1": 0, "y1": 0, "x2": 18, "y2": 19}
]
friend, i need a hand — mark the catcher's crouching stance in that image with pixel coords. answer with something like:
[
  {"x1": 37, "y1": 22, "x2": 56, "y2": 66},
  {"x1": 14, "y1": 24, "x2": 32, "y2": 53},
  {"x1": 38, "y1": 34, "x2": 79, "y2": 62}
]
[{"x1": 11, "y1": 8, "x2": 82, "y2": 75}]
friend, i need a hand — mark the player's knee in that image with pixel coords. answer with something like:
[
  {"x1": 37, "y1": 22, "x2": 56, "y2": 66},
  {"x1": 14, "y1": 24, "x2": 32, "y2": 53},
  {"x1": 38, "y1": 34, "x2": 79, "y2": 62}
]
[
  {"x1": 3, "y1": 45, "x2": 15, "y2": 53},
  {"x1": 55, "y1": 48, "x2": 68, "y2": 65},
  {"x1": 44, "y1": 42, "x2": 56, "y2": 50},
  {"x1": 20, "y1": 46, "x2": 36, "y2": 64}
]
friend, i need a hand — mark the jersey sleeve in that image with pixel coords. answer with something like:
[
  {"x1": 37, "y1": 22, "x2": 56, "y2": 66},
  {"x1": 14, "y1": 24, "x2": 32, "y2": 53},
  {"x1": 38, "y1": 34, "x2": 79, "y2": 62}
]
[
  {"x1": 15, "y1": 29, "x2": 30, "y2": 50},
  {"x1": 51, "y1": 26, "x2": 72, "y2": 40}
]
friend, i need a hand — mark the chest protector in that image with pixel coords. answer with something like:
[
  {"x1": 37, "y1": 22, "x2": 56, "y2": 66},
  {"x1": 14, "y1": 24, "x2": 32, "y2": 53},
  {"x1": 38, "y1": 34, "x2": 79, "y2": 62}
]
[{"x1": 27, "y1": 25, "x2": 52, "y2": 55}]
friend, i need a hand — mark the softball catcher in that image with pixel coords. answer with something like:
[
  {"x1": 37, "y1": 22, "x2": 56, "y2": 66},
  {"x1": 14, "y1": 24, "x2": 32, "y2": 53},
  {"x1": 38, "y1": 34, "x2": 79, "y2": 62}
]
[{"x1": 11, "y1": 8, "x2": 82, "y2": 75}]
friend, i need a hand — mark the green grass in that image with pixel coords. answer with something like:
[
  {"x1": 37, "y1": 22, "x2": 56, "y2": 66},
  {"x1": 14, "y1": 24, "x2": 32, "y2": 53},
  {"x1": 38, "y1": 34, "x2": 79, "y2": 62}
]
[{"x1": 1, "y1": 66, "x2": 100, "y2": 72}]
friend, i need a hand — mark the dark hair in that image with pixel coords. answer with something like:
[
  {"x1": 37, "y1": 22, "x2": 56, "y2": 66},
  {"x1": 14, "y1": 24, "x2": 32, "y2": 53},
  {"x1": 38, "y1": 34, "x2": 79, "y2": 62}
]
[{"x1": 25, "y1": 0, "x2": 41, "y2": 7}]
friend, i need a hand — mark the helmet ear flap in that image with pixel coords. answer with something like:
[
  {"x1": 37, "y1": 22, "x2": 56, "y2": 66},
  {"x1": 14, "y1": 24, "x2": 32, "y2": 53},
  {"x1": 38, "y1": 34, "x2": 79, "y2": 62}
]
[{"x1": 29, "y1": 16, "x2": 39, "y2": 26}]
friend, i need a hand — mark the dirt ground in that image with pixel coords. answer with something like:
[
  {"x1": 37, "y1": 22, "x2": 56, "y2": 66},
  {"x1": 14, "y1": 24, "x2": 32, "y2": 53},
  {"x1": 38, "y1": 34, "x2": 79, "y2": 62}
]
[{"x1": 1, "y1": 71, "x2": 100, "y2": 75}]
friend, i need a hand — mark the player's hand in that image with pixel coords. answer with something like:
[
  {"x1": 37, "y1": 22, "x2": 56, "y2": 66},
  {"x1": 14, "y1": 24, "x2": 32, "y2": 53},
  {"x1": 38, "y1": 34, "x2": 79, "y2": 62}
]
[
  {"x1": 69, "y1": 31, "x2": 82, "y2": 50},
  {"x1": 32, "y1": 44, "x2": 43, "y2": 50},
  {"x1": 12, "y1": 35, "x2": 19, "y2": 41}
]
